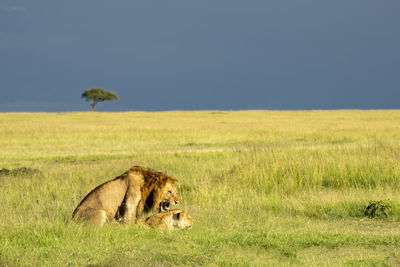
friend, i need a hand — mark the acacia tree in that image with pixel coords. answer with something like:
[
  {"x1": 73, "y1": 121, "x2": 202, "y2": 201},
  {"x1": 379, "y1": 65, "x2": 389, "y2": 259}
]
[{"x1": 81, "y1": 88, "x2": 119, "y2": 111}]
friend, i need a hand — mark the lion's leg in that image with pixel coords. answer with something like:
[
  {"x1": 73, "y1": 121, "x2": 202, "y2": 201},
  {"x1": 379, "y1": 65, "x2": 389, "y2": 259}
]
[
  {"x1": 152, "y1": 194, "x2": 162, "y2": 212},
  {"x1": 75, "y1": 208, "x2": 107, "y2": 227},
  {"x1": 136, "y1": 199, "x2": 145, "y2": 218},
  {"x1": 90, "y1": 210, "x2": 107, "y2": 227},
  {"x1": 121, "y1": 193, "x2": 141, "y2": 224}
]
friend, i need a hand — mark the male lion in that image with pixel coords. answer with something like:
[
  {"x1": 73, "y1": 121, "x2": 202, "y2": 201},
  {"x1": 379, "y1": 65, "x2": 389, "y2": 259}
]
[
  {"x1": 72, "y1": 166, "x2": 179, "y2": 226},
  {"x1": 143, "y1": 209, "x2": 193, "y2": 230}
]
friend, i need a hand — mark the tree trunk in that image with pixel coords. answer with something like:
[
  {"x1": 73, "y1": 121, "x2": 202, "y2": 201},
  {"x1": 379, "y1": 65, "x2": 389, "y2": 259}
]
[{"x1": 90, "y1": 101, "x2": 97, "y2": 112}]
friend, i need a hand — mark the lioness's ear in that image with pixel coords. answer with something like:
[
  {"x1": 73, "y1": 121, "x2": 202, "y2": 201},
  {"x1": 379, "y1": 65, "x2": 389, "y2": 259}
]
[{"x1": 173, "y1": 212, "x2": 181, "y2": 220}]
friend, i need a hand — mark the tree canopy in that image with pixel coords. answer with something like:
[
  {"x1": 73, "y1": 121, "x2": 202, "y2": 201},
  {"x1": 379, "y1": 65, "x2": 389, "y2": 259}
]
[{"x1": 81, "y1": 88, "x2": 119, "y2": 111}]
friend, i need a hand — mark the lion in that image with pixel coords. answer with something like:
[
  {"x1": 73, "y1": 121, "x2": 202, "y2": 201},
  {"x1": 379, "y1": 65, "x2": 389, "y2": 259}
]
[
  {"x1": 72, "y1": 166, "x2": 179, "y2": 227},
  {"x1": 143, "y1": 209, "x2": 193, "y2": 230}
]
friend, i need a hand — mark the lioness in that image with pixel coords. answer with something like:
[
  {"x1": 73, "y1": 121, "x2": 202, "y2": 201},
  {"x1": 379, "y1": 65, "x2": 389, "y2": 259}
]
[
  {"x1": 144, "y1": 209, "x2": 193, "y2": 230},
  {"x1": 72, "y1": 166, "x2": 179, "y2": 226}
]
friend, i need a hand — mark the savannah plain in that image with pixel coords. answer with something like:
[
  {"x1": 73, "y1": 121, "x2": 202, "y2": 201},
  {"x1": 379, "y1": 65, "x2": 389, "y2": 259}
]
[{"x1": 0, "y1": 110, "x2": 400, "y2": 266}]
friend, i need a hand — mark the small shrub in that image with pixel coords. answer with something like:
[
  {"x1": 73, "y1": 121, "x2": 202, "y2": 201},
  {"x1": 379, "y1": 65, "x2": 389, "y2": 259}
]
[
  {"x1": 0, "y1": 167, "x2": 40, "y2": 177},
  {"x1": 364, "y1": 201, "x2": 391, "y2": 218}
]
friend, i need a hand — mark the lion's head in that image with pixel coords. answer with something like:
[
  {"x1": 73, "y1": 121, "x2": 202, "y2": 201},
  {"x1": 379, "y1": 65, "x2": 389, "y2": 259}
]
[
  {"x1": 139, "y1": 167, "x2": 179, "y2": 214},
  {"x1": 157, "y1": 181, "x2": 179, "y2": 212}
]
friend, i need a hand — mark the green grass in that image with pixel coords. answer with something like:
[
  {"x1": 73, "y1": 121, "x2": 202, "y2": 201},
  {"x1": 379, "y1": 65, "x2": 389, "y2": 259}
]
[{"x1": 1, "y1": 110, "x2": 400, "y2": 266}]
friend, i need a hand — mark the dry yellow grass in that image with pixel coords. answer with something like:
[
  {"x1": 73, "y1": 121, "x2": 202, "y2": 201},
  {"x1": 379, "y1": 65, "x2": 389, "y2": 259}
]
[{"x1": 0, "y1": 110, "x2": 400, "y2": 266}]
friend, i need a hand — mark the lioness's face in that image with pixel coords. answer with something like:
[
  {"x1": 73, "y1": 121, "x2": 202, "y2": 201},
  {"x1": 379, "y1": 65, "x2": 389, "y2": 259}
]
[
  {"x1": 175, "y1": 211, "x2": 193, "y2": 229},
  {"x1": 159, "y1": 183, "x2": 179, "y2": 212}
]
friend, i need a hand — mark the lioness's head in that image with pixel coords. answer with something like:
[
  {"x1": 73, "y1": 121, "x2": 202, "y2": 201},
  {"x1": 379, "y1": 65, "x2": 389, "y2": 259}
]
[
  {"x1": 173, "y1": 210, "x2": 193, "y2": 229},
  {"x1": 158, "y1": 182, "x2": 179, "y2": 212}
]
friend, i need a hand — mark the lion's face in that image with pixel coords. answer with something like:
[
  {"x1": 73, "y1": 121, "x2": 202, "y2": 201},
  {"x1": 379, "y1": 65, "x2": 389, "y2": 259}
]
[
  {"x1": 159, "y1": 182, "x2": 179, "y2": 212},
  {"x1": 174, "y1": 211, "x2": 193, "y2": 229}
]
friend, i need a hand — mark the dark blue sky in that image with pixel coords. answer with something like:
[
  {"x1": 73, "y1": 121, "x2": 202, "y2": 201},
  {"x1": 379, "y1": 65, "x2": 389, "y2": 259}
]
[{"x1": 1, "y1": 1, "x2": 399, "y2": 111}]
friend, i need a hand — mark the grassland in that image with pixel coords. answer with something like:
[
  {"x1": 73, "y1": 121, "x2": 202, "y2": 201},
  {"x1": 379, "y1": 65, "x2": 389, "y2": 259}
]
[{"x1": 0, "y1": 110, "x2": 400, "y2": 266}]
